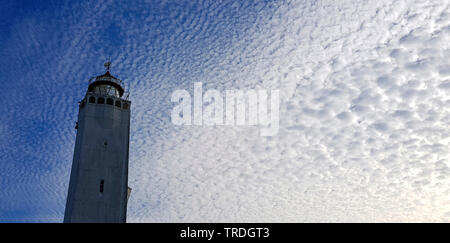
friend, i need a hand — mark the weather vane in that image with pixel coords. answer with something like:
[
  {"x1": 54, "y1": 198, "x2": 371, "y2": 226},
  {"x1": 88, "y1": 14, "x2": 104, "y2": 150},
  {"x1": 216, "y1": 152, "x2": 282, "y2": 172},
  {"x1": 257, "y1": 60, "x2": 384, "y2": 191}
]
[{"x1": 104, "y1": 58, "x2": 111, "y2": 72}]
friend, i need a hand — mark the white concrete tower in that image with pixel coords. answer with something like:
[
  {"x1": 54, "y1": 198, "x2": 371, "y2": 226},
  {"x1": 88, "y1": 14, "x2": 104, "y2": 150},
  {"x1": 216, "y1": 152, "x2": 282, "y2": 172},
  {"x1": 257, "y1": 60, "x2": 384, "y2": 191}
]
[{"x1": 64, "y1": 62, "x2": 131, "y2": 223}]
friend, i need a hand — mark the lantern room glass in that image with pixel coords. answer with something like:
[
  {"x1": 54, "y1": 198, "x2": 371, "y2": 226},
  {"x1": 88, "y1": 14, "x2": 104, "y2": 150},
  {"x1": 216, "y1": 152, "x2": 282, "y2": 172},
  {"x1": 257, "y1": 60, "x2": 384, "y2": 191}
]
[{"x1": 94, "y1": 84, "x2": 120, "y2": 97}]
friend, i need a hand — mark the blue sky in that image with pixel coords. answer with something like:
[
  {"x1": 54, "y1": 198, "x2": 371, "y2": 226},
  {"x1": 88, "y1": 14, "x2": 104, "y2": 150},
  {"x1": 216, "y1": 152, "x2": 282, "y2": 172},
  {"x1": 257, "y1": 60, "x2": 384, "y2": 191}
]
[{"x1": 1, "y1": 0, "x2": 450, "y2": 222}]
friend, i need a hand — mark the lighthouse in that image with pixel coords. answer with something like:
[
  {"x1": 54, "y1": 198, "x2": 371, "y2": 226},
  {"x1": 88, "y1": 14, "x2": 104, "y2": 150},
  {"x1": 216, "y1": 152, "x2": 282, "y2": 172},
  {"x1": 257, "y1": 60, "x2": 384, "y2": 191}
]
[{"x1": 64, "y1": 62, "x2": 131, "y2": 223}]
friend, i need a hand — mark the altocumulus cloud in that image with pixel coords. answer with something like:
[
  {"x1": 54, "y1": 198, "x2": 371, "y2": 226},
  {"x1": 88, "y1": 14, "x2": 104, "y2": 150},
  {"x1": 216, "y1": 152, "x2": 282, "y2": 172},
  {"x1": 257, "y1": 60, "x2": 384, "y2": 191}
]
[{"x1": 0, "y1": 0, "x2": 449, "y2": 222}]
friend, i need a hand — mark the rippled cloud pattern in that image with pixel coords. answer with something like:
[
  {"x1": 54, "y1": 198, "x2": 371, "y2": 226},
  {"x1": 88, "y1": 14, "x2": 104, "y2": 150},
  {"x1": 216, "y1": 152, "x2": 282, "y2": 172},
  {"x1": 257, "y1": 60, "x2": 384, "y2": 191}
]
[{"x1": 0, "y1": 0, "x2": 449, "y2": 222}]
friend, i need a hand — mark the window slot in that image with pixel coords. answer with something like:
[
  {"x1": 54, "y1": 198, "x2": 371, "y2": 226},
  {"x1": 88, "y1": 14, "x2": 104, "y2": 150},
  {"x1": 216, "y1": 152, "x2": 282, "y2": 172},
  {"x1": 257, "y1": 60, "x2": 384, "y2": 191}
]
[{"x1": 100, "y1": 179, "x2": 104, "y2": 193}]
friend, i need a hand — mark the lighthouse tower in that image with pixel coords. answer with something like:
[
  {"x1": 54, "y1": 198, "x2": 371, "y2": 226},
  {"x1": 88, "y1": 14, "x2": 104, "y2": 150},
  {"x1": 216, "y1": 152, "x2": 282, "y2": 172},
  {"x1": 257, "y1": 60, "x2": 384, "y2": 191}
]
[{"x1": 64, "y1": 62, "x2": 131, "y2": 223}]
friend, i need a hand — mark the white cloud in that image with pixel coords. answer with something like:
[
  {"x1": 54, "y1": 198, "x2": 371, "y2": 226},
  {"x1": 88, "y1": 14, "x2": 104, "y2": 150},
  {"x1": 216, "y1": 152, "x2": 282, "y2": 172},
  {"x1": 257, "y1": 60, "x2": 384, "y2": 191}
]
[
  {"x1": 1, "y1": 0, "x2": 449, "y2": 222},
  {"x1": 128, "y1": 0, "x2": 450, "y2": 222}
]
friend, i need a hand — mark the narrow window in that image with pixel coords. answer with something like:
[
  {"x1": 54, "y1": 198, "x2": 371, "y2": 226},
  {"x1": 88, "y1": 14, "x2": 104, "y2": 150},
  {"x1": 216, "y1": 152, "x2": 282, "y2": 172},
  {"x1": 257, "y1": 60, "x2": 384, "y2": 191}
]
[
  {"x1": 123, "y1": 103, "x2": 129, "y2": 110},
  {"x1": 89, "y1": 96, "x2": 96, "y2": 103},
  {"x1": 106, "y1": 98, "x2": 114, "y2": 105},
  {"x1": 97, "y1": 97, "x2": 105, "y2": 104},
  {"x1": 100, "y1": 179, "x2": 104, "y2": 193},
  {"x1": 115, "y1": 100, "x2": 121, "y2": 108}
]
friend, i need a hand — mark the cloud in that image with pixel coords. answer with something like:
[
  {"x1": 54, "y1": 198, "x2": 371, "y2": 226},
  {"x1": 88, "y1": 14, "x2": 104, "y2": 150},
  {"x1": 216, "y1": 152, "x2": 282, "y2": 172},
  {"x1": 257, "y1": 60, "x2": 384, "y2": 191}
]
[{"x1": 1, "y1": 0, "x2": 449, "y2": 222}]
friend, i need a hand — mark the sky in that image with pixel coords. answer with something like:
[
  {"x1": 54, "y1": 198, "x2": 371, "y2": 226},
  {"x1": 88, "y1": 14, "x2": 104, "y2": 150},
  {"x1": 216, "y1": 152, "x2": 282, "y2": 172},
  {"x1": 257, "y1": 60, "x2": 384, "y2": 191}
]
[{"x1": 0, "y1": 0, "x2": 449, "y2": 222}]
